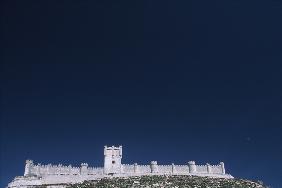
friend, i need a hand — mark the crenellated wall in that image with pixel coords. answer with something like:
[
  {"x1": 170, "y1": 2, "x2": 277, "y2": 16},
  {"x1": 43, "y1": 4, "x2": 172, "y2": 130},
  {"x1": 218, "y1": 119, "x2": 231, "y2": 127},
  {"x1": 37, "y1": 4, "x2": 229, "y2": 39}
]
[
  {"x1": 121, "y1": 164, "x2": 135, "y2": 173},
  {"x1": 26, "y1": 161, "x2": 80, "y2": 176},
  {"x1": 138, "y1": 165, "x2": 151, "y2": 174},
  {"x1": 125, "y1": 162, "x2": 226, "y2": 175},
  {"x1": 157, "y1": 165, "x2": 172, "y2": 174},
  {"x1": 174, "y1": 165, "x2": 189, "y2": 174},
  {"x1": 24, "y1": 160, "x2": 227, "y2": 177},
  {"x1": 87, "y1": 167, "x2": 104, "y2": 175},
  {"x1": 9, "y1": 146, "x2": 232, "y2": 188},
  {"x1": 25, "y1": 161, "x2": 105, "y2": 177}
]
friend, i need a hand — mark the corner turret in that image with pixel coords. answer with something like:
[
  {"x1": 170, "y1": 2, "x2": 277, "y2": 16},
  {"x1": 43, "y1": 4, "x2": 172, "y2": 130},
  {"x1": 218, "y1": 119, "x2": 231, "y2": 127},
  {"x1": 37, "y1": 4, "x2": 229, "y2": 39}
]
[{"x1": 24, "y1": 160, "x2": 33, "y2": 176}]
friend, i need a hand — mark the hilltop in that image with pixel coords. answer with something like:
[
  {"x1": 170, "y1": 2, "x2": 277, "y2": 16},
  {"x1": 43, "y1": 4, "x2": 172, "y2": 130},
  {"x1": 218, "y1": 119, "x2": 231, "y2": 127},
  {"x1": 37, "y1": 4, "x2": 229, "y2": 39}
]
[{"x1": 64, "y1": 175, "x2": 267, "y2": 188}]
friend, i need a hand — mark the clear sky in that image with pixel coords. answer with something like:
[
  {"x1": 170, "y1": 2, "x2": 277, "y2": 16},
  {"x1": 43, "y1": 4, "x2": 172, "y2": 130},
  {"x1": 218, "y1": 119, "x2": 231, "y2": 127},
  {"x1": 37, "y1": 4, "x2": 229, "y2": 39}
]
[{"x1": 1, "y1": 1, "x2": 282, "y2": 188}]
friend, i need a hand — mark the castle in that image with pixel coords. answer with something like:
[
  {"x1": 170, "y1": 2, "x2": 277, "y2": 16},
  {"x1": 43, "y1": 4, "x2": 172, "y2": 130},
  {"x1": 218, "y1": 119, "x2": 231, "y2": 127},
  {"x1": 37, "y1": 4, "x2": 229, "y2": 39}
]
[{"x1": 7, "y1": 146, "x2": 233, "y2": 188}]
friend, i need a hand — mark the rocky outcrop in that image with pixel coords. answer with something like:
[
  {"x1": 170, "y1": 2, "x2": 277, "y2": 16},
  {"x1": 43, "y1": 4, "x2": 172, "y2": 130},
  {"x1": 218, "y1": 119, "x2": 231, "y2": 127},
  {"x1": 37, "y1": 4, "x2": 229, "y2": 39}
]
[{"x1": 13, "y1": 175, "x2": 266, "y2": 188}]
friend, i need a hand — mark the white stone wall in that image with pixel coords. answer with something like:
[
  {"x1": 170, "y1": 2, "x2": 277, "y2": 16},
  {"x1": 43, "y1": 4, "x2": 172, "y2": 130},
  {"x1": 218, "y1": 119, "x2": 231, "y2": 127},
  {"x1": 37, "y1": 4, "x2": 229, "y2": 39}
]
[
  {"x1": 24, "y1": 162, "x2": 227, "y2": 177},
  {"x1": 195, "y1": 165, "x2": 208, "y2": 173},
  {"x1": 138, "y1": 165, "x2": 151, "y2": 174},
  {"x1": 87, "y1": 167, "x2": 104, "y2": 175},
  {"x1": 158, "y1": 165, "x2": 172, "y2": 174},
  {"x1": 8, "y1": 146, "x2": 232, "y2": 188},
  {"x1": 9, "y1": 161, "x2": 232, "y2": 188},
  {"x1": 210, "y1": 165, "x2": 224, "y2": 174},
  {"x1": 122, "y1": 164, "x2": 135, "y2": 173},
  {"x1": 174, "y1": 165, "x2": 189, "y2": 174},
  {"x1": 28, "y1": 163, "x2": 80, "y2": 176}
]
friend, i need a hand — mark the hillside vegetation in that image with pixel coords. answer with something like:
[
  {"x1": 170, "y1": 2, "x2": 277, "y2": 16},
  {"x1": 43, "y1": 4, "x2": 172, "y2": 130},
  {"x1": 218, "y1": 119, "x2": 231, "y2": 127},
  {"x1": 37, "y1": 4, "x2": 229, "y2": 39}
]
[{"x1": 67, "y1": 175, "x2": 267, "y2": 188}]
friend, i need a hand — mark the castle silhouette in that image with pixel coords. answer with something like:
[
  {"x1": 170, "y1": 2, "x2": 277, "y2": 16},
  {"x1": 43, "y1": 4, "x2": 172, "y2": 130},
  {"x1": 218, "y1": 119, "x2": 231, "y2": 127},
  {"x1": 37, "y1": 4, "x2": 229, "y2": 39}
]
[{"x1": 8, "y1": 146, "x2": 233, "y2": 187}]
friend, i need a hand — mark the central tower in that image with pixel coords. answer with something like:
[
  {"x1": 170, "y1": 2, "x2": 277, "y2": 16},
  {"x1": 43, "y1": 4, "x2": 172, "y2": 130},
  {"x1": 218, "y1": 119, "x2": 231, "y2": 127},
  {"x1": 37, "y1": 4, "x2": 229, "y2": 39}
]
[{"x1": 104, "y1": 145, "x2": 122, "y2": 174}]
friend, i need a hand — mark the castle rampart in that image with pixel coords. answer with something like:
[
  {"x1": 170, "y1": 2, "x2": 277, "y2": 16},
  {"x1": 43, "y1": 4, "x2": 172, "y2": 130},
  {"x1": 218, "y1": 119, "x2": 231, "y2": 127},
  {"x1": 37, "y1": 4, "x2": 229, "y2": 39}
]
[{"x1": 8, "y1": 145, "x2": 233, "y2": 188}]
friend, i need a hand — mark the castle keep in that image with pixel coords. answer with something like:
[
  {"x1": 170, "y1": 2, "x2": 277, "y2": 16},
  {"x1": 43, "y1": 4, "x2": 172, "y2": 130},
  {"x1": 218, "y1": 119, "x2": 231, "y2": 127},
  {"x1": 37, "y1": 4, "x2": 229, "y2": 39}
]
[{"x1": 8, "y1": 146, "x2": 233, "y2": 188}]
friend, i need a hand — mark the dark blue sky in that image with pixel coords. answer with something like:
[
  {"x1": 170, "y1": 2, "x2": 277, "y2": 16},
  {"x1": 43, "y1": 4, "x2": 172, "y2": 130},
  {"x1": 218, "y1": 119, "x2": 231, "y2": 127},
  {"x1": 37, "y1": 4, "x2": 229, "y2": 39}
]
[{"x1": 1, "y1": 0, "x2": 282, "y2": 187}]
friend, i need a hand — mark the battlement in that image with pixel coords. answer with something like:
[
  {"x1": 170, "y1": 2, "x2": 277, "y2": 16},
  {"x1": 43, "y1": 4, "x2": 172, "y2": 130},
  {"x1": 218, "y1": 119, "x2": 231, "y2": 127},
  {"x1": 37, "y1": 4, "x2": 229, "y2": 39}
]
[
  {"x1": 104, "y1": 145, "x2": 122, "y2": 156},
  {"x1": 8, "y1": 146, "x2": 233, "y2": 188}
]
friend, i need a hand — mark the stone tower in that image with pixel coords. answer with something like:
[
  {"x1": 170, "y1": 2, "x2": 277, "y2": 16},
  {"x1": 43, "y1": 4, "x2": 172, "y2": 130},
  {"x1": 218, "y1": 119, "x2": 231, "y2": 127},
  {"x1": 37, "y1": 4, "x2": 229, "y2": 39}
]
[
  {"x1": 24, "y1": 160, "x2": 33, "y2": 176},
  {"x1": 104, "y1": 145, "x2": 122, "y2": 174}
]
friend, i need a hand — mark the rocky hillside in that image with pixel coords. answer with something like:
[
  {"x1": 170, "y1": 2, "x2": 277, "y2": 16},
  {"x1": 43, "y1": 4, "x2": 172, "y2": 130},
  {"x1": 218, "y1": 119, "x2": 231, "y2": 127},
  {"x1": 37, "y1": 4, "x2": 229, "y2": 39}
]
[{"x1": 66, "y1": 175, "x2": 267, "y2": 188}]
